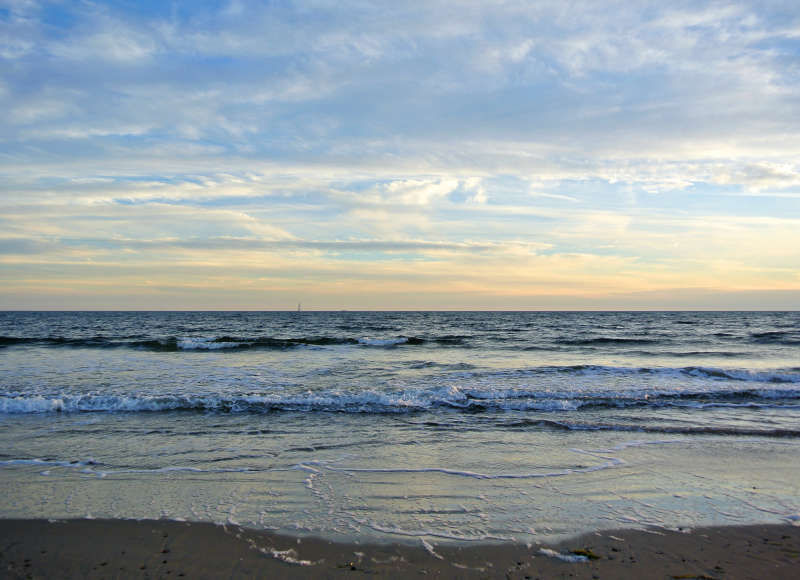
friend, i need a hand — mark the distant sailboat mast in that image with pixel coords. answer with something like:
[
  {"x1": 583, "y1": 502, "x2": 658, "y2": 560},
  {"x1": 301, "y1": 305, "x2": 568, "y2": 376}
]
[{"x1": 297, "y1": 302, "x2": 301, "y2": 312}]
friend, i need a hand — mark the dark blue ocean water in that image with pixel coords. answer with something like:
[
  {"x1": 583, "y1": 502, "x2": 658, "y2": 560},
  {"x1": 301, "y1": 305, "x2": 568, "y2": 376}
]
[{"x1": 1, "y1": 311, "x2": 799, "y2": 542}]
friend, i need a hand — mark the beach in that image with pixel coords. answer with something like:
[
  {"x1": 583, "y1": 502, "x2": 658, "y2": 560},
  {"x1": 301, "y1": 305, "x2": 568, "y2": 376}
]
[{"x1": 2, "y1": 518, "x2": 799, "y2": 579}]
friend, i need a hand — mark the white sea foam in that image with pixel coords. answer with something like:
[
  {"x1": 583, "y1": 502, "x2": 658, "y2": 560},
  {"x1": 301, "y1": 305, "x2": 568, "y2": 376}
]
[
  {"x1": 1, "y1": 379, "x2": 799, "y2": 415},
  {"x1": 0, "y1": 456, "x2": 258, "y2": 478},
  {"x1": 347, "y1": 516, "x2": 514, "y2": 542},
  {"x1": 244, "y1": 533, "x2": 316, "y2": 566},
  {"x1": 0, "y1": 457, "x2": 100, "y2": 470},
  {"x1": 176, "y1": 337, "x2": 247, "y2": 350},
  {"x1": 260, "y1": 547, "x2": 315, "y2": 566},
  {"x1": 0, "y1": 396, "x2": 69, "y2": 413},
  {"x1": 320, "y1": 456, "x2": 623, "y2": 480},
  {"x1": 539, "y1": 548, "x2": 589, "y2": 562},
  {"x1": 357, "y1": 337, "x2": 409, "y2": 346},
  {"x1": 420, "y1": 538, "x2": 443, "y2": 559},
  {"x1": 297, "y1": 445, "x2": 626, "y2": 481}
]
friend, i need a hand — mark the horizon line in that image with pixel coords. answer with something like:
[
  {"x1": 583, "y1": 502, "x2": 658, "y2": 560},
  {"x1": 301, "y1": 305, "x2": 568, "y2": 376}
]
[{"x1": 2, "y1": 308, "x2": 798, "y2": 313}]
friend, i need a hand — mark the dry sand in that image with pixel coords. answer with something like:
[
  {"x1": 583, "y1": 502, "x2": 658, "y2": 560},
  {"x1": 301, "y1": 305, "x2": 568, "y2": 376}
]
[{"x1": 1, "y1": 518, "x2": 798, "y2": 579}]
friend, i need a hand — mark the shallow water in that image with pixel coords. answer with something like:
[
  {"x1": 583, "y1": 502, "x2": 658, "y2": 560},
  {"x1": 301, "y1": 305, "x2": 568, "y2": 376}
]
[{"x1": 1, "y1": 311, "x2": 798, "y2": 543}]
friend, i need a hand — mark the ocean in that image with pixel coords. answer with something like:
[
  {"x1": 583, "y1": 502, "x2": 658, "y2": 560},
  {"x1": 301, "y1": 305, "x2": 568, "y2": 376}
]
[{"x1": 1, "y1": 311, "x2": 798, "y2": 544}]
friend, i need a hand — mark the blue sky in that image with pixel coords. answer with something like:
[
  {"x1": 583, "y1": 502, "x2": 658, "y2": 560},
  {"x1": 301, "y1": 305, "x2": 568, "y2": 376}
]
[{"x1": 1, "y1": 0, "x2": 799, "y2": 309}]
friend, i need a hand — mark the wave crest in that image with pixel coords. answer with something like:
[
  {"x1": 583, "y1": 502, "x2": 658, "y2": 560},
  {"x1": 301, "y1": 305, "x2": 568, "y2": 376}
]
[
  {"x1": 2, "y1": 383, "x2": 798, "y2": 415},
  {"x1": 0, "y1": 334, "x2": 439, "y2": 351}
]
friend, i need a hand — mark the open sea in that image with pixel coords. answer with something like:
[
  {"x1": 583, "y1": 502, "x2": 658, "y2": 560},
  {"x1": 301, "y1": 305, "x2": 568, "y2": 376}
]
[{"x1": 1, "y1": 311, "x2": 798, "y2": 544}]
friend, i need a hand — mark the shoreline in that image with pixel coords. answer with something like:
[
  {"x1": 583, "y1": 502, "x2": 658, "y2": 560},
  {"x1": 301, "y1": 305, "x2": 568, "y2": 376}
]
[{"x1": 1, "y1": 519, "x2": 798, "y2": 579}]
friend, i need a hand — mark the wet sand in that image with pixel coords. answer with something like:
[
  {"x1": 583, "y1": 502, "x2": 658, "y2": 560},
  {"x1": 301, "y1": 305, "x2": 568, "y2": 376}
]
[{"x1": 1, "y1": 518, "x2": 798, "y2": 579}]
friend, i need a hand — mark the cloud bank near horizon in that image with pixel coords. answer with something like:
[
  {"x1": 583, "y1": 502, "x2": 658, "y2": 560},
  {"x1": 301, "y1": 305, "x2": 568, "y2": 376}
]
[{"x1": 1, "y1": 0, "x2": 799, "y2": 309}]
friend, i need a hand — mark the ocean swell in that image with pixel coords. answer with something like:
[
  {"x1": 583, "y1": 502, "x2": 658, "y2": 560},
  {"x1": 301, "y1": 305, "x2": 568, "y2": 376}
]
[{"x1": 0, "y1": 335, "x2": 438, "y2": 351}]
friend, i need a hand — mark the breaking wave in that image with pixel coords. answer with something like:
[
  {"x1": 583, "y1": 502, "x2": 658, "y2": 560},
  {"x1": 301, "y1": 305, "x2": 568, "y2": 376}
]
[{"x1": 2, "y1": 383, "x2": 798, "y2": 415}]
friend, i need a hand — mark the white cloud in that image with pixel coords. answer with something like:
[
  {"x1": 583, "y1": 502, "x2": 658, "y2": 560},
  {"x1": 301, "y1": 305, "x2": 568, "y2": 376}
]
[
  {"x1": 712, "y1": 163, "x2": 800, "y2": 192},
  {"x1": 20, "y1": 124, "x2": 154, "y2": 140},
  {"x1": 51, "y1": 24, "x2": 158, "y2": 63},
  {"x1": 382, "y1": 178, "x2": 459, "y2": 206}
]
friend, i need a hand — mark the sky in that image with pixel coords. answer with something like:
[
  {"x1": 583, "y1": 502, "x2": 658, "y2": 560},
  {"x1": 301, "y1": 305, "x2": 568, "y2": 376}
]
[{"x1": 1, "y1": 0, "x2": 799, "y2": 310}]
